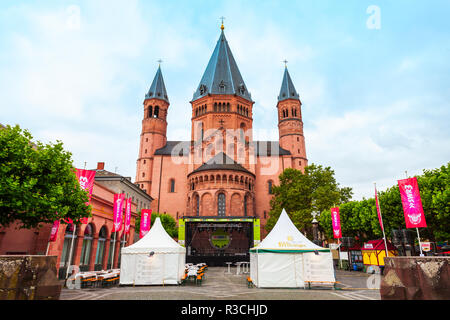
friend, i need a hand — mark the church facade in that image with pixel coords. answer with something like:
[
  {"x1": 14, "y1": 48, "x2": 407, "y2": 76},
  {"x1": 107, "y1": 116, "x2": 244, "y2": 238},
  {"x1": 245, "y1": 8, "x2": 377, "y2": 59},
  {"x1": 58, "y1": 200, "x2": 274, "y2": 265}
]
[{"x1": 134, "y1": 25, "x2": 307, "y2": 264}]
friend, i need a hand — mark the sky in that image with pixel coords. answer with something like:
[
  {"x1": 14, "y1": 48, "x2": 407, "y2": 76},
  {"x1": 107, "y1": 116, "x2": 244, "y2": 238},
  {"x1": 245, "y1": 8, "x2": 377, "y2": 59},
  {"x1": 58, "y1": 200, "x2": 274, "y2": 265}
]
[{"x1": 1, "y1": 0, "x2": 449, "y2": 201}]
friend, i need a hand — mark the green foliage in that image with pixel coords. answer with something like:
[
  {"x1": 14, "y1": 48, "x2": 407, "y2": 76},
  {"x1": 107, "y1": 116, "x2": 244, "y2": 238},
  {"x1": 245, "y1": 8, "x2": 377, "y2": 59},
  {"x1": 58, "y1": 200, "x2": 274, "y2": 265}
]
[
  {"x1": 266, "y1": 164, "x2": 353, "y2": 236},
  {"x1": 0, "y1": 125, "x2": 91, "y2": 228},
  {"x1": 134, "y1": 211, "x2": 178, "y2": 238},
  {"x1": 319, "y1": 162, "x2": 450, "y2": 242}
]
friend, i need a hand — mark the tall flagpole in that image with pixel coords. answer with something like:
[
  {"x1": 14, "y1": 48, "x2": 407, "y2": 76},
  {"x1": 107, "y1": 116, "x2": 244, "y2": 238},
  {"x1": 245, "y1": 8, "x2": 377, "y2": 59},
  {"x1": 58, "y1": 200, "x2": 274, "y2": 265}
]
[
  {"x1": 405, "y1": 171, "x2": 424, "y2": 256},
  {"x1": 111, "y1": 231, "x2": 116, "y2": 269},
  {"x1": 65, "y1": 224, "x2": 77, "y2": 279},
  {"x1": 375, "y1": 183, "x2": 389, "y2": 258}
]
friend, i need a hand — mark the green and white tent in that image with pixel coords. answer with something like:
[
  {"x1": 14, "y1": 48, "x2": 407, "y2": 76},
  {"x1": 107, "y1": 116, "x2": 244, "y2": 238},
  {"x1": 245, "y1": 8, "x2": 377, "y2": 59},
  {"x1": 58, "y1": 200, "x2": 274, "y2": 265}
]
[{"x1": 249, "y1": 209, "x2": 335, "y2": 288}]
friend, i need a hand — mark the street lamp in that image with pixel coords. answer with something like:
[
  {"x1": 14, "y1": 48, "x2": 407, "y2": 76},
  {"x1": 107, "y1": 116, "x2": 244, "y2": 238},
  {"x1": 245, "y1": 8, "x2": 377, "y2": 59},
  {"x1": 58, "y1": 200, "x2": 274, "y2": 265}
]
[{"x1": 311, "y1": 211, "x2": 319, "y2": 243}]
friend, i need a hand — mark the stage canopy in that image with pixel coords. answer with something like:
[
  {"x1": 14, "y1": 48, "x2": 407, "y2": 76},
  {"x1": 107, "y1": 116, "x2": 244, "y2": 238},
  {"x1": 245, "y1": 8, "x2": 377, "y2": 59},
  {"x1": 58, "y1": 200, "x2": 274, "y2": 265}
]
[{"x1": 249, "y1": 209, "x2": 335, "y2": 288}]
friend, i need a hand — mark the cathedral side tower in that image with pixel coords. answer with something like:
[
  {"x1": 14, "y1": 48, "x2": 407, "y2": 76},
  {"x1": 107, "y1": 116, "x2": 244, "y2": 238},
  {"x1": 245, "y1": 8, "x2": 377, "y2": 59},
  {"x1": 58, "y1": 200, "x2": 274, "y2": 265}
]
[
  {"x1": 135, "y1": 65, "x2": 169, "y2": 194},
  {"x1": 277, "y1": 66, "x2": 308, "y2": 171}
]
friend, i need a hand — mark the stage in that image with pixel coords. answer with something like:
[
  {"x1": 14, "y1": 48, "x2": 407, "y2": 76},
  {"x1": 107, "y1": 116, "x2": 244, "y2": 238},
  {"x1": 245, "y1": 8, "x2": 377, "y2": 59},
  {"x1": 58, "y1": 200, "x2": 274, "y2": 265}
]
[{"x1": 179, "y1": 217, "x2": 260, "y2": 266}]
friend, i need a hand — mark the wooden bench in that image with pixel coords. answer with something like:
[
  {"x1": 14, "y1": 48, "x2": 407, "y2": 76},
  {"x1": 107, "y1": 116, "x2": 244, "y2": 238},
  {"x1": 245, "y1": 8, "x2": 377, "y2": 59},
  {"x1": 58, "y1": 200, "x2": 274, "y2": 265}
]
[{"x1": 304, "y1": 280, "x2": 340, "y2": 290}]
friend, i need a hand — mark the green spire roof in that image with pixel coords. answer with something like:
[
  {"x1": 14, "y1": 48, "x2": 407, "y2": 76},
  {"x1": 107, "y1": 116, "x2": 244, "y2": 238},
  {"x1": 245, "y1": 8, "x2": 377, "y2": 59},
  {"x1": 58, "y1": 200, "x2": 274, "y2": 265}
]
[
  {"x1": 278, "y1": 67, "x2": 300, "y2": 102},
  {"x1": 192, "y1": 30, "x2": 252, "y2": 102},
  {"x1": 145, "y1": 66, "x2": 169, "y2": 103}
]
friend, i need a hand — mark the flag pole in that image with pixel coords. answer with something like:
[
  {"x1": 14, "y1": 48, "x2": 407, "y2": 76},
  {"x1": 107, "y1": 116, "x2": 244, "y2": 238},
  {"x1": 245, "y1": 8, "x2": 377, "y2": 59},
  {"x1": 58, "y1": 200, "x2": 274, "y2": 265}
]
[
  {"x1": 405, "y1": 171, "x2": 424, "y2": 256},
  {"x1": 111, "y1": 231, "x2": 116, "y2": 269},
  {"x1": 65, "y1": 224, "x2": 77, "y2": 279},
  {"x1": 375, "y1": 183, "x2": 389, "y2": 258}
]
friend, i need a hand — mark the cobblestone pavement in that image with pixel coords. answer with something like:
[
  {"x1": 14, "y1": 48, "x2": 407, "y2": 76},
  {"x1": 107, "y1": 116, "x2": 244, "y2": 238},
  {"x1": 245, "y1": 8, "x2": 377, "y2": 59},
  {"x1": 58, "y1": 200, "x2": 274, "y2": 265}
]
[{"x1": 60, "y1": 267, "x2": 381, "y2": 300}]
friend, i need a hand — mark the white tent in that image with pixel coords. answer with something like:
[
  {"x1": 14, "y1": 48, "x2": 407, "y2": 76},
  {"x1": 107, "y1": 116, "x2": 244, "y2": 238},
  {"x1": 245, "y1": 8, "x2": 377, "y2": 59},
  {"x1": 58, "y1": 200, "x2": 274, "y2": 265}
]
[
  {"x1": 120, "y1": 217, "x2": 186, "y2": 285},
  {"x1": 249, "y1": 209, "x2": 335, "y2": 288}
]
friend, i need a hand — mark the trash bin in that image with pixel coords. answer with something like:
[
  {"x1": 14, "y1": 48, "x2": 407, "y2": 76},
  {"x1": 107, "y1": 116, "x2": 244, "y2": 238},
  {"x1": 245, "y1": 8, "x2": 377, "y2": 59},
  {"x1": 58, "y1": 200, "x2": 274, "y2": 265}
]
[{"x1": 353, "y1": 264, "x2": 358, "y2": 271}]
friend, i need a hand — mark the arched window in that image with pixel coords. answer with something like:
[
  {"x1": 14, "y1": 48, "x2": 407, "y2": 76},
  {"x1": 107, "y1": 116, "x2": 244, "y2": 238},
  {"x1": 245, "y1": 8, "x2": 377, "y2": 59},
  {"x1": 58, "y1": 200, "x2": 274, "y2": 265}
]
[
  {"x1": 218, "y1": 193, "x2": 226, "y2": 216},
  {"x1": 214, "y1": 102, "x2": 217, "y2": 112},
  {"x1": 169, "y1": 179, "x2": 175, "y2": 193},
  {"x1": 80, "y1": 224, "x2": 93, "y2": 271},
  {"x1": 154, "y1": 106, "x2": 159, "y2": 118},
  {"x1": 195, "y1": 195, "x2": 200, "y2": 216},
  {"x1": 94, "y1": 226, "x2": 107, "y2": 270},
  {"x1": 268, "y1": 180, "x2": 273, "y2": 194},
  {"x1": 107, "y1": 232, "x2": 118, "y2": 269},
  {"x1": 148, "y1": 106, "x2": 152, "y2": 118},
  {"x1": 60, "y1": 223, "x2": 77, "y2": 272},
  {"x1": 227, "y1": 103, "x2": 230, "y2": 112},
  {"x1": 244, "y1": 195, "x2": 248, "y2": 217}
]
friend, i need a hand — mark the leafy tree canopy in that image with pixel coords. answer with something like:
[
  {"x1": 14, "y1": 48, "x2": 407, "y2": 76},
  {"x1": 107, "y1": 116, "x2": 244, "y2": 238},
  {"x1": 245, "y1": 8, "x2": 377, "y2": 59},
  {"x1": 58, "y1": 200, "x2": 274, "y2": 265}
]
[
  {"x1": 0, "y1": 125, "x2": 91, "y2": 229},
  {"x1": 266, "y1": 164, "x2": 353, "y2": 236},
  {"x1": 134, "y1": 211, "x2": 178, "y2": 238}
]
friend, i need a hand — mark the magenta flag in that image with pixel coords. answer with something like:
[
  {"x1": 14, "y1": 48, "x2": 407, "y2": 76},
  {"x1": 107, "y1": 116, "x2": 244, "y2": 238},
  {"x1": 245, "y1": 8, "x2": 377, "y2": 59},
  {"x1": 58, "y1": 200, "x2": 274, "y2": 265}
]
[
  {"x1": 112, "y1": 193, "x2": 125, "y2": 232},
  {"x1": 374, "y1": 187, "x2": 384, "y2": 231},
  {"x1": 76, "y1": 169, "x2": 96, "y2": 224},
  {"x1": 49, "y1": 220, "x2": 60, "y2": 242},
  {"x1": 124, "y1": 198, "x2": 132, "y2": 234},
  {"x1": 140, "y1": 209, "x2": 152, "y2": 238},
  {"x1": 331, "y1": 207, "x2": 342, "y2": 239},
  {"x1": 398, "y1": 177, "x2": 427, "y2": 228}
]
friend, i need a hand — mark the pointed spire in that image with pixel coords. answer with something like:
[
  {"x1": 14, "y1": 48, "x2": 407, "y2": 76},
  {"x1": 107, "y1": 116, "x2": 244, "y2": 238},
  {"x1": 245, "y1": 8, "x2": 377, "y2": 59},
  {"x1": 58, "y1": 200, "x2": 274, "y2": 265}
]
[
  {"x1": 278, "y1": 66, "x2": 299, "y2": 102},
  {"x1": 192, "y1": 29, "x2": 252, "y2": 102},
  {"x1": 146, "y1": 64, "x2": 169, "y2": 103}
]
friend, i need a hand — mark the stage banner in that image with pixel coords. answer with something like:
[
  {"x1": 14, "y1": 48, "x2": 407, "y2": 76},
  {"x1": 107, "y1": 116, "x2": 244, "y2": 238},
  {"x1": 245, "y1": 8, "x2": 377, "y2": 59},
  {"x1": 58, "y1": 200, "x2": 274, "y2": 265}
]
[
  {"x1": 374, "y1": 187, "x2": 384, "y2": 231},
  {"x1": 76, "y1": 169, "x2": 96, "y2": 224},
  {"x1": 398, "y1": 177, "x2": 427, "y2": 228},
  {"x1": 140, "y1": 209, "x2": 152, "y2": 238},
  {"x1": 331, "y1": 207, "x2": 342, "y2": 239},
  {"x1": 49, "y1": 219, "x2": 60, "y2": 242},
  {"x1": 112, "y1": 193, "x2": 125, "y2": 232},
  {"x1": 124, "y1": 198, "x2": 132, "y2": 234}
]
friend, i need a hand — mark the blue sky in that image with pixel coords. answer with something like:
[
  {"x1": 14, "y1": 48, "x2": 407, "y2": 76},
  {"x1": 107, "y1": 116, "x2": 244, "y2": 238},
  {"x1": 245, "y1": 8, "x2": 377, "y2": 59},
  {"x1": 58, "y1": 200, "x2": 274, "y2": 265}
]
[{"x1": 1, "y1": 0, "x2": 449, "y2": 200}]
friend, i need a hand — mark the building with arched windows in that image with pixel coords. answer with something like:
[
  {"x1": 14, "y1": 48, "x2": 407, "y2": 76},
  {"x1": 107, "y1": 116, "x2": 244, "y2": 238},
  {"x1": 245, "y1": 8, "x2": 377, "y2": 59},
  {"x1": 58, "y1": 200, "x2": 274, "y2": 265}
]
[{"x1": 134, "y1": 24, "x2": 307, "y2": 265}]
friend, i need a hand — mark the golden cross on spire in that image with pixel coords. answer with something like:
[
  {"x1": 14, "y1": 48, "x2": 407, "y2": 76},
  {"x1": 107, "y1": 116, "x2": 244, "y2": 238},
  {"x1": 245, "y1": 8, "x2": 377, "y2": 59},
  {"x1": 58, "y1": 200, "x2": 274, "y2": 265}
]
[
  {"x1": 220, "y1": 16, "x2": 225, "y2": 30},
  {"x1": 157, "y1": 59, "x2": 163, "y2": 66},
  {"x1": 283, "y1": 59, "x2": 288, "y2": 68}
]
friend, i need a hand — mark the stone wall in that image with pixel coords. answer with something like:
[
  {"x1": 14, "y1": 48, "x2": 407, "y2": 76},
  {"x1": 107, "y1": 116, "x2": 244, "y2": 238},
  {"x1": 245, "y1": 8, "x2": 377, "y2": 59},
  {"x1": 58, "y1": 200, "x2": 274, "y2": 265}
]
[
  {"x1": 380, "y1": 256, "x2": 450, "y2": 300},
  {"x1": 0, "y1": 255, "x2": 62, "y2": 300}
]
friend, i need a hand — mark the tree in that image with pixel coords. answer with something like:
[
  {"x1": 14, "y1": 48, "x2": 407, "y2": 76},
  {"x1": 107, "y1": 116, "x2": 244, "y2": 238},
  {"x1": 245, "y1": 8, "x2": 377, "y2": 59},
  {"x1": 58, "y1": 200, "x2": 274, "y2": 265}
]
[
  {"x1": 0, "y1": 125, "x2": 91, "y2": 229},
  {"x1": 134, "y1": 211, "x2": 178, "y2": 239},
  {"x1": 318, "y1": 162, "x2": 450, "y2": 242},
  {"x1": 266, "y1": 164, "x2": 353, "y2": 238}
]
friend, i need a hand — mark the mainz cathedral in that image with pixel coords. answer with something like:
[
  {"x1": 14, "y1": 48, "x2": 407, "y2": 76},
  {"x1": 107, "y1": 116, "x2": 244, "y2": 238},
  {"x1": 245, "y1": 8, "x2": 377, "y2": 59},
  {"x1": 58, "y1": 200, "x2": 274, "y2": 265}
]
[{"x1": 134, "y1": 23, "x2": 307, "y2": 264}]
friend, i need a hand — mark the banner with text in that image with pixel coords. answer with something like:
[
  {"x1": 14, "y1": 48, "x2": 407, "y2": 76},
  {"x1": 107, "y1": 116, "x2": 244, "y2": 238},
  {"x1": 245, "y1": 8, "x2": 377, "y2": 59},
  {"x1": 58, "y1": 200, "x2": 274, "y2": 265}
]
[
  {"x1": 331, "y1": 207, "x2": 342, "y2": 239},
  {"x1": 375, "y1": 187, "x2": 384, "y2": 231},
  {"x1": 49, "y1": 219, "x2": 60, "y2": 242},
  {"x1": 140, "y1": 209, "x2": 152, "y2": 238},
  {"x1": 124, "y1": 198, "x2": 132, "y2": 234},
  {"x1": 112, "y1": 193, "x2": 125, "y2": 232},
  {"x1": 75, "y1": 168, "x2": 96, "y2": 224},
  {"x1": 398, "y1": 177, "x2": 427, "y2": 228}
]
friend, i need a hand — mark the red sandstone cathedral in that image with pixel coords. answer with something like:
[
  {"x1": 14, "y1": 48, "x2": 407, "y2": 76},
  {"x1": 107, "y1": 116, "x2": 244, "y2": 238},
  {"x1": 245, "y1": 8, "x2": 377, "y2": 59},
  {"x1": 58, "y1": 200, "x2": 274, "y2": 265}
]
[{"x1": 134, "y1": 24, "x2": 307, "y2": 263}]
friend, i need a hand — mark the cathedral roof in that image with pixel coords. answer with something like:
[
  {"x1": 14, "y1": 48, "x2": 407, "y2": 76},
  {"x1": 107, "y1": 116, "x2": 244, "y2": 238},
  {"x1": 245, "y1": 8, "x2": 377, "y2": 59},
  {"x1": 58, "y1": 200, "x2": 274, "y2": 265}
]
[
  {"x1": 190, "y1": 152, "x2": 254, "y2": 176},
  {"x1": 192, "y1": 30, "x2": 252, "y2": 103},
  {"x1": 278, "y1": 67, "x2": 300, "y2": 102},
  {"x1": 145, "y1": 65, "x2": 169, "y2": 103}
]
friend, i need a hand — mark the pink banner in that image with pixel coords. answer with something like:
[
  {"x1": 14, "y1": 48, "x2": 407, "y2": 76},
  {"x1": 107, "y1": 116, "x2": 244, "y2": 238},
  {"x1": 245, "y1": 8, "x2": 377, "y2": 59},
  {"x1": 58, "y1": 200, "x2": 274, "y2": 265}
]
[
  {"x1": 331, "y1": 207, "x2": 342, "y2": 239},
  {"x1": 112, "y1": 193, "x2": 125, "y2": 232},
  {"x1": 140, "y1": 209, "x2": 152, "y2": 238},
  {"x1": 76, "y1": 169, "x2": 96, "y2": 224},
  {"x1": 49, "y1": 220, "x2": 60, "y2": 242},
  {"x1": 374, "y1": 187, "x2": 384, "y2": 231},
  {"x1": 124, "y1": 198, "x2": 132, "y2": 234},
  {"x1": 398, "y1": 177, "x2": 427, "y2": 228}
]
